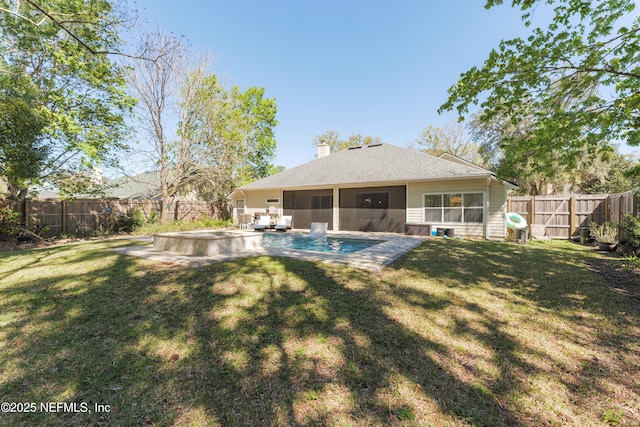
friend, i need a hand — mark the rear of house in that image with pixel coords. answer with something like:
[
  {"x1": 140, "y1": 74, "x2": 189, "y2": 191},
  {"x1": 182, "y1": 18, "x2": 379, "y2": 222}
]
[{"x1": 230, "y1": 144, "x2": 514, "y2": 240}]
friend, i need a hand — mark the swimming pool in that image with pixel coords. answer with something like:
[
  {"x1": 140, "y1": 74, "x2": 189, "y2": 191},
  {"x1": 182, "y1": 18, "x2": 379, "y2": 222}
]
[{"x1": 261, "y1": 233, "x2": 383, "y2": 254}]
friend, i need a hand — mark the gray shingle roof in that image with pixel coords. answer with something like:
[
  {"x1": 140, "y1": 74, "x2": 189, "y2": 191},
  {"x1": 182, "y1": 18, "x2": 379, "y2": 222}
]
[
  {"x1": 107, "y1": 171, "x2": 162, "y2": 199},
  {"x1": 239, "y1": 143, "x2": 492, "y2": 190}
]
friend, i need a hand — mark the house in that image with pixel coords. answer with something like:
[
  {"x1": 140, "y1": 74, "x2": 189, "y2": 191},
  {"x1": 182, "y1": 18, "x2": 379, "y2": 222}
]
[
  {"x1": 229, "y1": 143, "x2": 516, "y2": 239},
  {"x1": 107, "y1": 171, "x2": 164, "y2": 199},
  {"x1": 106, "y1": 170, "x2": 202, "y2": 201}
]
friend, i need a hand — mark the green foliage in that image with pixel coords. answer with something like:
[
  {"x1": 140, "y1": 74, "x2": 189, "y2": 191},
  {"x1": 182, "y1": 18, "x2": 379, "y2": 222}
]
[
  {"x1": 114, "y1": 209, "x2": 144, "y2": 233},
  {"x1": 580, "y1": 152, "x2": 635, "y2": 194},
  {"x1": 602, "y1": 407, "x2": 624, "y2": 426},
  {"x1": 0, "y1": 0, "x2": 135, "y2": 200},
  {"x1": 0, "y1": 206, "x2": 20, "y2": 240},
  {"x1": 147, "y1": 210, "x2": 159, "y2": 224},
  {"x1": 590, "y1": 221, "x2": 619, "y2": 243},
  {"x1": 130, "y1": 209, "x2": 145, "y2": 228},
  {"x1": 236, "y1": 86, "x2": 279, "y2": 182},
  {"x1": 129, "y1": 32, "x2": 278, "y2": 219},
  {"x1": 396, "y1": 406, "x2": 416, "y2": 421},
  {"x1": 619, "y1": 214, "x2": 640, "y2": 249},
  {"x1": 0, "y1": 73, "x2": 48, "y2": 191},
  {"x1": 178, "y1": 72, "x2": 279, "y2": 201},
  {"x1": 440, "y1": 0, "x2": 640, "y2": 177},
  {"x1": 469, "y1": 107, "x2": 635, "y2": 194}
]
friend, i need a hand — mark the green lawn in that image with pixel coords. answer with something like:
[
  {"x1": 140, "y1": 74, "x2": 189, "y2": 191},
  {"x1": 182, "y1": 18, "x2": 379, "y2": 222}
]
[{"x1": 0, "y1": 238, "x2": 638, "y2": 426}]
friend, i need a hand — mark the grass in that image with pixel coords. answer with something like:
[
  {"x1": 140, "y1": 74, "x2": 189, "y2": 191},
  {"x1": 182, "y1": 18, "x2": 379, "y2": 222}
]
[{"x1": 0, "y1": 237, "x2": 638, "y2": 426}]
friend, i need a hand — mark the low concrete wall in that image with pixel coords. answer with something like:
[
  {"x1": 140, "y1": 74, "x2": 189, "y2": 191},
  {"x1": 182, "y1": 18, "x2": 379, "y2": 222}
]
[{"x1": 154, "y1": 231, "x2": 263, "y2": 256}]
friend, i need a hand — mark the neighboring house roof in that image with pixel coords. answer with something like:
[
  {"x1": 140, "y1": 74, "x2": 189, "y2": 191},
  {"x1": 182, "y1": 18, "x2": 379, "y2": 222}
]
[
  {"x1": 238, "y1": 143, "x2": 504, "y2": 191},
  {"x1": 107, "y1": 171, "x2": 163, "y2": 199},
  {"x1": 107, "y1": 170, "x2": 204, "y2": 200},
  {"x1": 33, "y1": 190, "x2": 61, "y2": 198}
]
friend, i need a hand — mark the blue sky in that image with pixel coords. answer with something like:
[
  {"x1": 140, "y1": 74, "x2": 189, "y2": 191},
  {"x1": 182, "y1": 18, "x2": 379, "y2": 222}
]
[{"x1": 131, "y1": 1, "x2": 539, "y2": 169}]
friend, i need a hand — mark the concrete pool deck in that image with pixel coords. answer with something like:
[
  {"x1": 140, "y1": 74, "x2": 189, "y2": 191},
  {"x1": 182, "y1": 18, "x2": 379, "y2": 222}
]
[{"x1": 112, "y1": 230, "x2": 428, "y2": 272}]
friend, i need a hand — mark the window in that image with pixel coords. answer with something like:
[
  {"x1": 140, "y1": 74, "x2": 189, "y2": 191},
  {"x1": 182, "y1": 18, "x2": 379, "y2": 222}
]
[
  {"x1": 443, "y1": 194, "x2": 462, "y2": 222},
  {"x1": 423, "y1": 193, "x2": 484, "y2": 223},
  {"x1": 423, "y1": 194, "x2": 442, "y2": 222},
  {"x1": 235, "y1": 199, "x2": 245, "y2": 215},
  {"x1": 463, "y1": 193, "x2": 483, "y2": 223}
]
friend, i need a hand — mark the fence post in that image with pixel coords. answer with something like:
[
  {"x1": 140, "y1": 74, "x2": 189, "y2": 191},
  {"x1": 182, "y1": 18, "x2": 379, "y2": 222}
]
[
  {"x1": 25, "y1": 198, "x2": 31, "y2": 228},
  {"x1": 569, "y1": 195, "x2": 577, "y2": 236},
  {"x1": 529, "y1": 196, "x2": 535, "y2": 226},
  {"x1": 61, "y1": 200, "x2": 67, "y2": 234}
]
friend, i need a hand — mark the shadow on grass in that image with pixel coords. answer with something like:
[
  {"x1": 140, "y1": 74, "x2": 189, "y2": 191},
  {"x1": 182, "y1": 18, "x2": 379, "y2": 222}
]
[{"x1": 0, "y1": 238, "x2": 637, "y2": 426}]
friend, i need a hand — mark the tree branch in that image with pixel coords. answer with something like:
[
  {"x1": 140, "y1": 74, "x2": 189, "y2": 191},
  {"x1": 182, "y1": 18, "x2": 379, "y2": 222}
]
[{"x1": 1, "y1": 0, "x2": 156, "y2": 62}]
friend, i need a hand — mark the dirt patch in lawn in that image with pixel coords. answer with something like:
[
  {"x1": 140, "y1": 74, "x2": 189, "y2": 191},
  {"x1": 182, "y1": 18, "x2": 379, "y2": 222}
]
[{"x1": 587, "y1": 257, "x2": 640, "y2": 311}]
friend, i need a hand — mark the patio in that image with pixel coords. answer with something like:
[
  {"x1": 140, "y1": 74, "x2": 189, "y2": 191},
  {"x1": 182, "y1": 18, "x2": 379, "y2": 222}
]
[{"x1": 113, "y1": 230, "x2": 428, "y2": 271}]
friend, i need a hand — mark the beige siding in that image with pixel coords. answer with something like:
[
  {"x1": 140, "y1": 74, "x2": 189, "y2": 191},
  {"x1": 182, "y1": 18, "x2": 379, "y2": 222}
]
[
  {"x1": 233, "y1": 190, "x2": 282, "y2": 217},
  {"x1": 487, "y1": 181, "x2": 507, "y2": 240},
  {"x1": 234, "y1": 177, "x2": 509, "y2": 237},
  {"x1": 408, "y1": 178, "x2": 508, "y2": 239}
]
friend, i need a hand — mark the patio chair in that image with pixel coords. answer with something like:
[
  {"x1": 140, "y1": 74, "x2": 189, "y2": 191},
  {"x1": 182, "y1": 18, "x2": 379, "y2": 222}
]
[
  {"x1": 274, "y1": 215, "x2": 292, "y2": 232},
  {"x1": 307, "y1": 222, "x2": 328, "y2": 239},
  {"x1": 530, "y1": 224, "x2": 551, "y2": 241},
  {"x1": 237, "y1": 213, "x2": 252, "y2": 229},
  {"x1": 252, "y1": 215, "x2": 271, "y2": 231}
]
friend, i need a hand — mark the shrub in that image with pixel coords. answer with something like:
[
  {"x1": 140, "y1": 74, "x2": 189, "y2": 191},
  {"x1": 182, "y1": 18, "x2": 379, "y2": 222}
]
[
  {"x1": 590, "y1": 221, "x2": 619, "y2": 243},
  {"x1": 114, "y1": 209, "x2": 145, "y2": 233},
  {"x1": 0, "y1": 207, "x2": 20, "y2": 240},
  {"x1": 147, "y1": 210, "x2": 159, "y2": 223},
  {"x1": 131, "y1": 217, "x2": 234, "y2": 235},
  {"x1": 620, "y1": 214, "x2": 640, "y2": 251}
]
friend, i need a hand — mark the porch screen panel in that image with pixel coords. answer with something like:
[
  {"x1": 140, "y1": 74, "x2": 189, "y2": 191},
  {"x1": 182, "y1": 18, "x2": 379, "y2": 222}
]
[
  {"x1": 340, "y1": 185, "x2": 406, "y2": 233},
  {"x1": 283, "y1": 190, "x2": 333, "y2": 230}
]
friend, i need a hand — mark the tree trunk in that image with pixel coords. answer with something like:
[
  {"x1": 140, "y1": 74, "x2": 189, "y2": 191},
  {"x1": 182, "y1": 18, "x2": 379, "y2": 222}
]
[{"x1": 5, "y1": 183, "x2": 28, "y2": 223}]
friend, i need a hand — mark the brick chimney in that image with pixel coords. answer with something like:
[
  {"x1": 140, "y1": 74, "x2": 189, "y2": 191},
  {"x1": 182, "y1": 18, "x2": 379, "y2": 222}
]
[{"x1": 317, "y1": 142, "x2": 331, "y2": 159}]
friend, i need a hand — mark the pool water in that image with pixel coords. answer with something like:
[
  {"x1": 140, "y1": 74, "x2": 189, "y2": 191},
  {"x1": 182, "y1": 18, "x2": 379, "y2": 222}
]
[{"x1": 261, "y1": 233, "x2": 383, "y2": 254}]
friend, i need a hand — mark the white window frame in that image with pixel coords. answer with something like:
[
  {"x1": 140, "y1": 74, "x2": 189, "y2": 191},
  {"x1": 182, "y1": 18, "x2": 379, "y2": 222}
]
[
  {"x1": 422, "y1": 192, "x2": 485, "y2": 224},
  {"x1": 234, "y1": 199, "x2": 246, "y2": 221}
]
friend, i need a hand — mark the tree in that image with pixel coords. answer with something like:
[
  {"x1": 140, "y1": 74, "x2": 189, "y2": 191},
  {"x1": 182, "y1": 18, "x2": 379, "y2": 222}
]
[
  {"x1": 128, "y1": 30, "x2": 278, "y2": 221},
  {"x1": 415, "y1": 120, "x2": 485, "y2": 165},
  {"x1": 312, "y1": 130, "x2": 382, "y2": 154},
  {"x1": 439, "y1": 0, "x2": 640, "y2": 171},
  {"x1": 578, "y1": 151, "x2": 634, "y2": 194},
  {"x1": 127, "y1": 30, "x2": 187, "y2": 223},
  {"x1": 0, "y1": 0, "x2": 135, "y2": 206},
  {"x1": 177, "y1": 73, "x2": 278, "y2": 213},
  {"x1": 0, "y1": 73, "x2": 48, "y2": 197},
  {"x1": 469, "y1": 108, "x2": 633, "y2": 194}
]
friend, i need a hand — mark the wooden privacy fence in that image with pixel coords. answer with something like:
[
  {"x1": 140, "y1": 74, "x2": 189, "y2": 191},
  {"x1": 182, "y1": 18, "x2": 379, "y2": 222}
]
[
  {"x1": 24, "y1": 198, "x2": 218, "y2": 236},
  {"x1": 507, "y1": 192, "x2": 638, "y2": 239}
]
